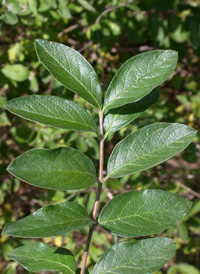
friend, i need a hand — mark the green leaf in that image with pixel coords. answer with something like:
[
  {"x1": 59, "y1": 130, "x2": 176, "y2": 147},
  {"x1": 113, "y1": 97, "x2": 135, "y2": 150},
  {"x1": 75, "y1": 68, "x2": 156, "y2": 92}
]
[
  {"x1": 38, "y1": 0, "x2": 56, "y2": 12},
  {"x1": 176, "y1": 223, "x2": 189, "y2": 241},
  {"x1": 3, "y1": 201, "x2": 92, "y2": 237},
  {"x1": 7, "y1": 243, "x2": 76, "y2": 274},
  {"x1": 4, "y1": 12, "x2": 18, "y2": 25},
  {"x1": 5, "y1": 95, "x2": 98, "y2": 133},
  {"x1": 183, "y1": 199, "x2": 200, "y2": 221},
  {"x1": 178, "y1": 263, "x2": 200, "y2": 274},
  {"x1": 107, "y1": 123, "x2": 196, "y2": 178},
  {"x1": 4, "y1": 0, "x2": 31, "y2": 15},
  {"x1": 35, "y1": 40, "x2": 102, "y2": 108},
  {"x1": 57, "y1": 0, "x2": 71, "y2": 18},
  {"x1": 103, "y1": 50, "x2": 178, "y2": 111},
  {"x1": 98, "y1": 189, "x2": 192, "y2": 237},
  {"x1": 1, "y1": 64, "x2": 29, "y2": 82},
  {"x1": 104, "y1": 88, "x2": 160, "y2": 134},
  {"x1": 93, "y1": 237, "x2": 176, "y2": 274},
  {"x1": 77, "y1": 0, "x2": 97, "y2": 13},
  {"x1": 7, "y1": 147, "x2": 96, "y2": 190}
]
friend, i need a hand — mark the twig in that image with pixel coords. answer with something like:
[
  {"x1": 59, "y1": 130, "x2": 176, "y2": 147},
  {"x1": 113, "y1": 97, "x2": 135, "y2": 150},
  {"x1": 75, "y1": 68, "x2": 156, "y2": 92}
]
[
  {"x1": 95, "y1": 2, "x2": 130, "y2": 49},
  {"x1": 45, "y1": 76, "x2": 53, "y2": 94},
  {"x1": 57, "y1": 24, "x2": 79, "y2": 38},
  {"x1": 95, "y1": 4, "x2": 126, "y2": 26},
  {"x1": 80, "y1": 110, "x2": 104, "y2": 274},
  {"x1": 159, "y1": 174, "x2": 200, "y2": 199},
  {"x1": 176, "y1": 181, "x2": 200, "y2": 199},
  {"x1": 78, "y1": 41, "x2": 93, "y2": 53}
]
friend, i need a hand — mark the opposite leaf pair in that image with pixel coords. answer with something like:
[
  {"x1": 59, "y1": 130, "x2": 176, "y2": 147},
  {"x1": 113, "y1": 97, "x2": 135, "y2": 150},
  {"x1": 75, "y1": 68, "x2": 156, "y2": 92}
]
[
  {"x1": 3, "y1": 190, "x2": 191, "y2": 238},
  {"x1": 4, "y1": 189, "x2": 191, "y2": 274},
  {"x1": 35, "y1": 40, "x2": 177, "y2": 112},
  {"x1": 7, "y1": 238, "x2": 175, "y2": 274}
]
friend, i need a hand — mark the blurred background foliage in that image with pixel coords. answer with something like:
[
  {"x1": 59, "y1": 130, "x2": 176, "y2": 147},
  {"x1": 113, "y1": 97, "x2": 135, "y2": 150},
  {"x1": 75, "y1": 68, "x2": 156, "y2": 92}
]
[{"x1": 0, "y1": 0, "x2": 200, "y2": 273}]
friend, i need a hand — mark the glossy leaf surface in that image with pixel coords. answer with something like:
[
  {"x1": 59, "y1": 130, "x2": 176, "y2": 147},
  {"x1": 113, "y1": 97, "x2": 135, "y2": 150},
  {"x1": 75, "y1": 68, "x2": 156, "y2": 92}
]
[
  {"x1": 93, "y1": 237, "x2": 176, "y2": 274},
  {"x1": 107, "y1": 123, "x2": 196, "y2": 178},
  {"x1": 5, "y1": 95, "x2": 98, "y2": 132},
  {"x1": 99, "y1": 189, "x2": 192, "y2": 237},
  {"x1": 7, "y1": 147, "x2": 96, "y2": 190},
  {"x1": 35, "y1": 40, "x2": 102, "y2": 108},
  {"x1": 7, "y1": 243, "x2": 76, "y2": 274},
  {"x1": 104, "y1": 50, "x2": 178, "y2": 111},
  {"x1": 104, "y1": 88, "x2": 159, "y2": 134},
  {"x1": 3, "y1": 202, "x2": 92, "y2": 237}
]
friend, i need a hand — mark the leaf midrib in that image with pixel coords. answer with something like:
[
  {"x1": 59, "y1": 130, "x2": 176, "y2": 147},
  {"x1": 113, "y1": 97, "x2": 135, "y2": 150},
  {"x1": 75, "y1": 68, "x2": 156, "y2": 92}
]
[
  {"x1": 9, "y1": 168, "x2": 96, "y2": 178},
  {"x1": 8, "y1": 106, "x2": 96, "y2": 131},
  {"x1": 6, "y1": 218, "x2": 91, "y2": 234},
  {"x1": 99, "y1": 207, "x2": 175, "y2": 225}
]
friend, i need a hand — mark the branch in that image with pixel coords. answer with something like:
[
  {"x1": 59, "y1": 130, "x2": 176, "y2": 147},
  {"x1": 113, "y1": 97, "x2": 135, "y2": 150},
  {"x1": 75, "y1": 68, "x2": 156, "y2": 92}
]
[{"x1": 80, "y1": 110, "x2": 104, "y2": 274}]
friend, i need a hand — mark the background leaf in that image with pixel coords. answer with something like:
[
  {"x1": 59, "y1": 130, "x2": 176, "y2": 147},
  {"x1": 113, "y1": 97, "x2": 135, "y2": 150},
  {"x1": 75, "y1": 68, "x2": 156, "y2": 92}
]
[
  {"x1": 7, "y1": 243, "x2": 76, "y2": 274},
  {"x1": 77, "y1": 0, "x2": 97, "y2": 13},
  {"x1": 98, "y1": 189, "x2": 192, "y2": 237},
  {"x1": 57, "y1": 0, "x2": 71, "y2": 18},
  {"x1": 93, "y1": 237, "x2": 176, "y2": 274},
  {"x1": 104, "y1": 88, "x2": 160, "y2": 134},
  {"x1": 6, "y1": 95, "x2": 98, "y2": 133},
  {"x1": 4, "y1": 12, "x2": 18, "y2": 25},
  {"x1": 7, "y1": 147, "x2": 97, "y2": 190},
  {"x1": 35, "y1": 40, "x2": 102, "y2": 108},
  {"x1": 3, "y1": 201, "x2": 92, "y2": 237},
  {"x1": 107, "y1": 123, "x2": 196, "y2": 178},
  {"x1": 104, "y1": 50, "x2": 178, "y2": 111},
  {"x1": 177, "y1": 263, "x2": 200, "y2": 274},
  {"x1": 1, "y1": 64, "x2": 29, "y2": 82}
]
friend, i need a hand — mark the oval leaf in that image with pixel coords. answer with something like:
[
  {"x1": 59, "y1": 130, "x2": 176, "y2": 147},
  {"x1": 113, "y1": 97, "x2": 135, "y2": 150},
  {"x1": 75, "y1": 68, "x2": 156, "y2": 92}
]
[
  {"x1": 35, "y1": 40, "x2": 102, "y2": 108},
  {"x1": 7, "y1": 243, "x2": 76, "y2": 274},
  {"x1": 93, "y1": 237, "x2": 176, "y2": 274},
  {"x1": 178, "y1": 263, "x2": 200, "y2": 274},
  {"x1": 2, "y1": 64, "x2": 29, "y2": 82},
  {"x1": 7, "y1": 147, "x2": 97, "y2": 190},
  {"x1": 3, "y1": 202, "x2": 92, "y2": 238},
  {"x1": 104, "y1": 50, "x2": 178, "y2": 111},
  {"x1": 107, "y1": 123, "x2": 196, "y2": 178},
  {"x1": 5, "y1": 95, "x2": 98, "y2": 133},
  {"x1": 98, "y1": 189, "x2": 192, "y2": 237},
  {"x1": 104, "y1": 88, "x2": 160, "y2": 134}
]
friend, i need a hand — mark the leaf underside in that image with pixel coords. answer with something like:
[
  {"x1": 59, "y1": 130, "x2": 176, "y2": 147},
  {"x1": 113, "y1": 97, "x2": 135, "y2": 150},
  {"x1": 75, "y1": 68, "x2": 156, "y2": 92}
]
[{"x1": 104, "y1": 88, "x2": 160, "y2": 134}]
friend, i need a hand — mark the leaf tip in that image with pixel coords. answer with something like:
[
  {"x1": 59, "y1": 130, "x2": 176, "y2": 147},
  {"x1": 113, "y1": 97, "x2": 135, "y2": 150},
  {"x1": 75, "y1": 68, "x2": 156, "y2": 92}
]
[
  {"x1": 2, "y1": 223, "x2": 10, "y2": 236},
  {"x1": 6, "y1": 161, "x2": 14, "y2": 175},
  {"x1": 35, "y1": 39, "x2": 43, "y2": 45},
  {"x1": 5, "y1": 101, "x2": 10, "y2": 111},
  {"x1": 188, "y1": 126, "x2": 197, "y2": 138}
]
